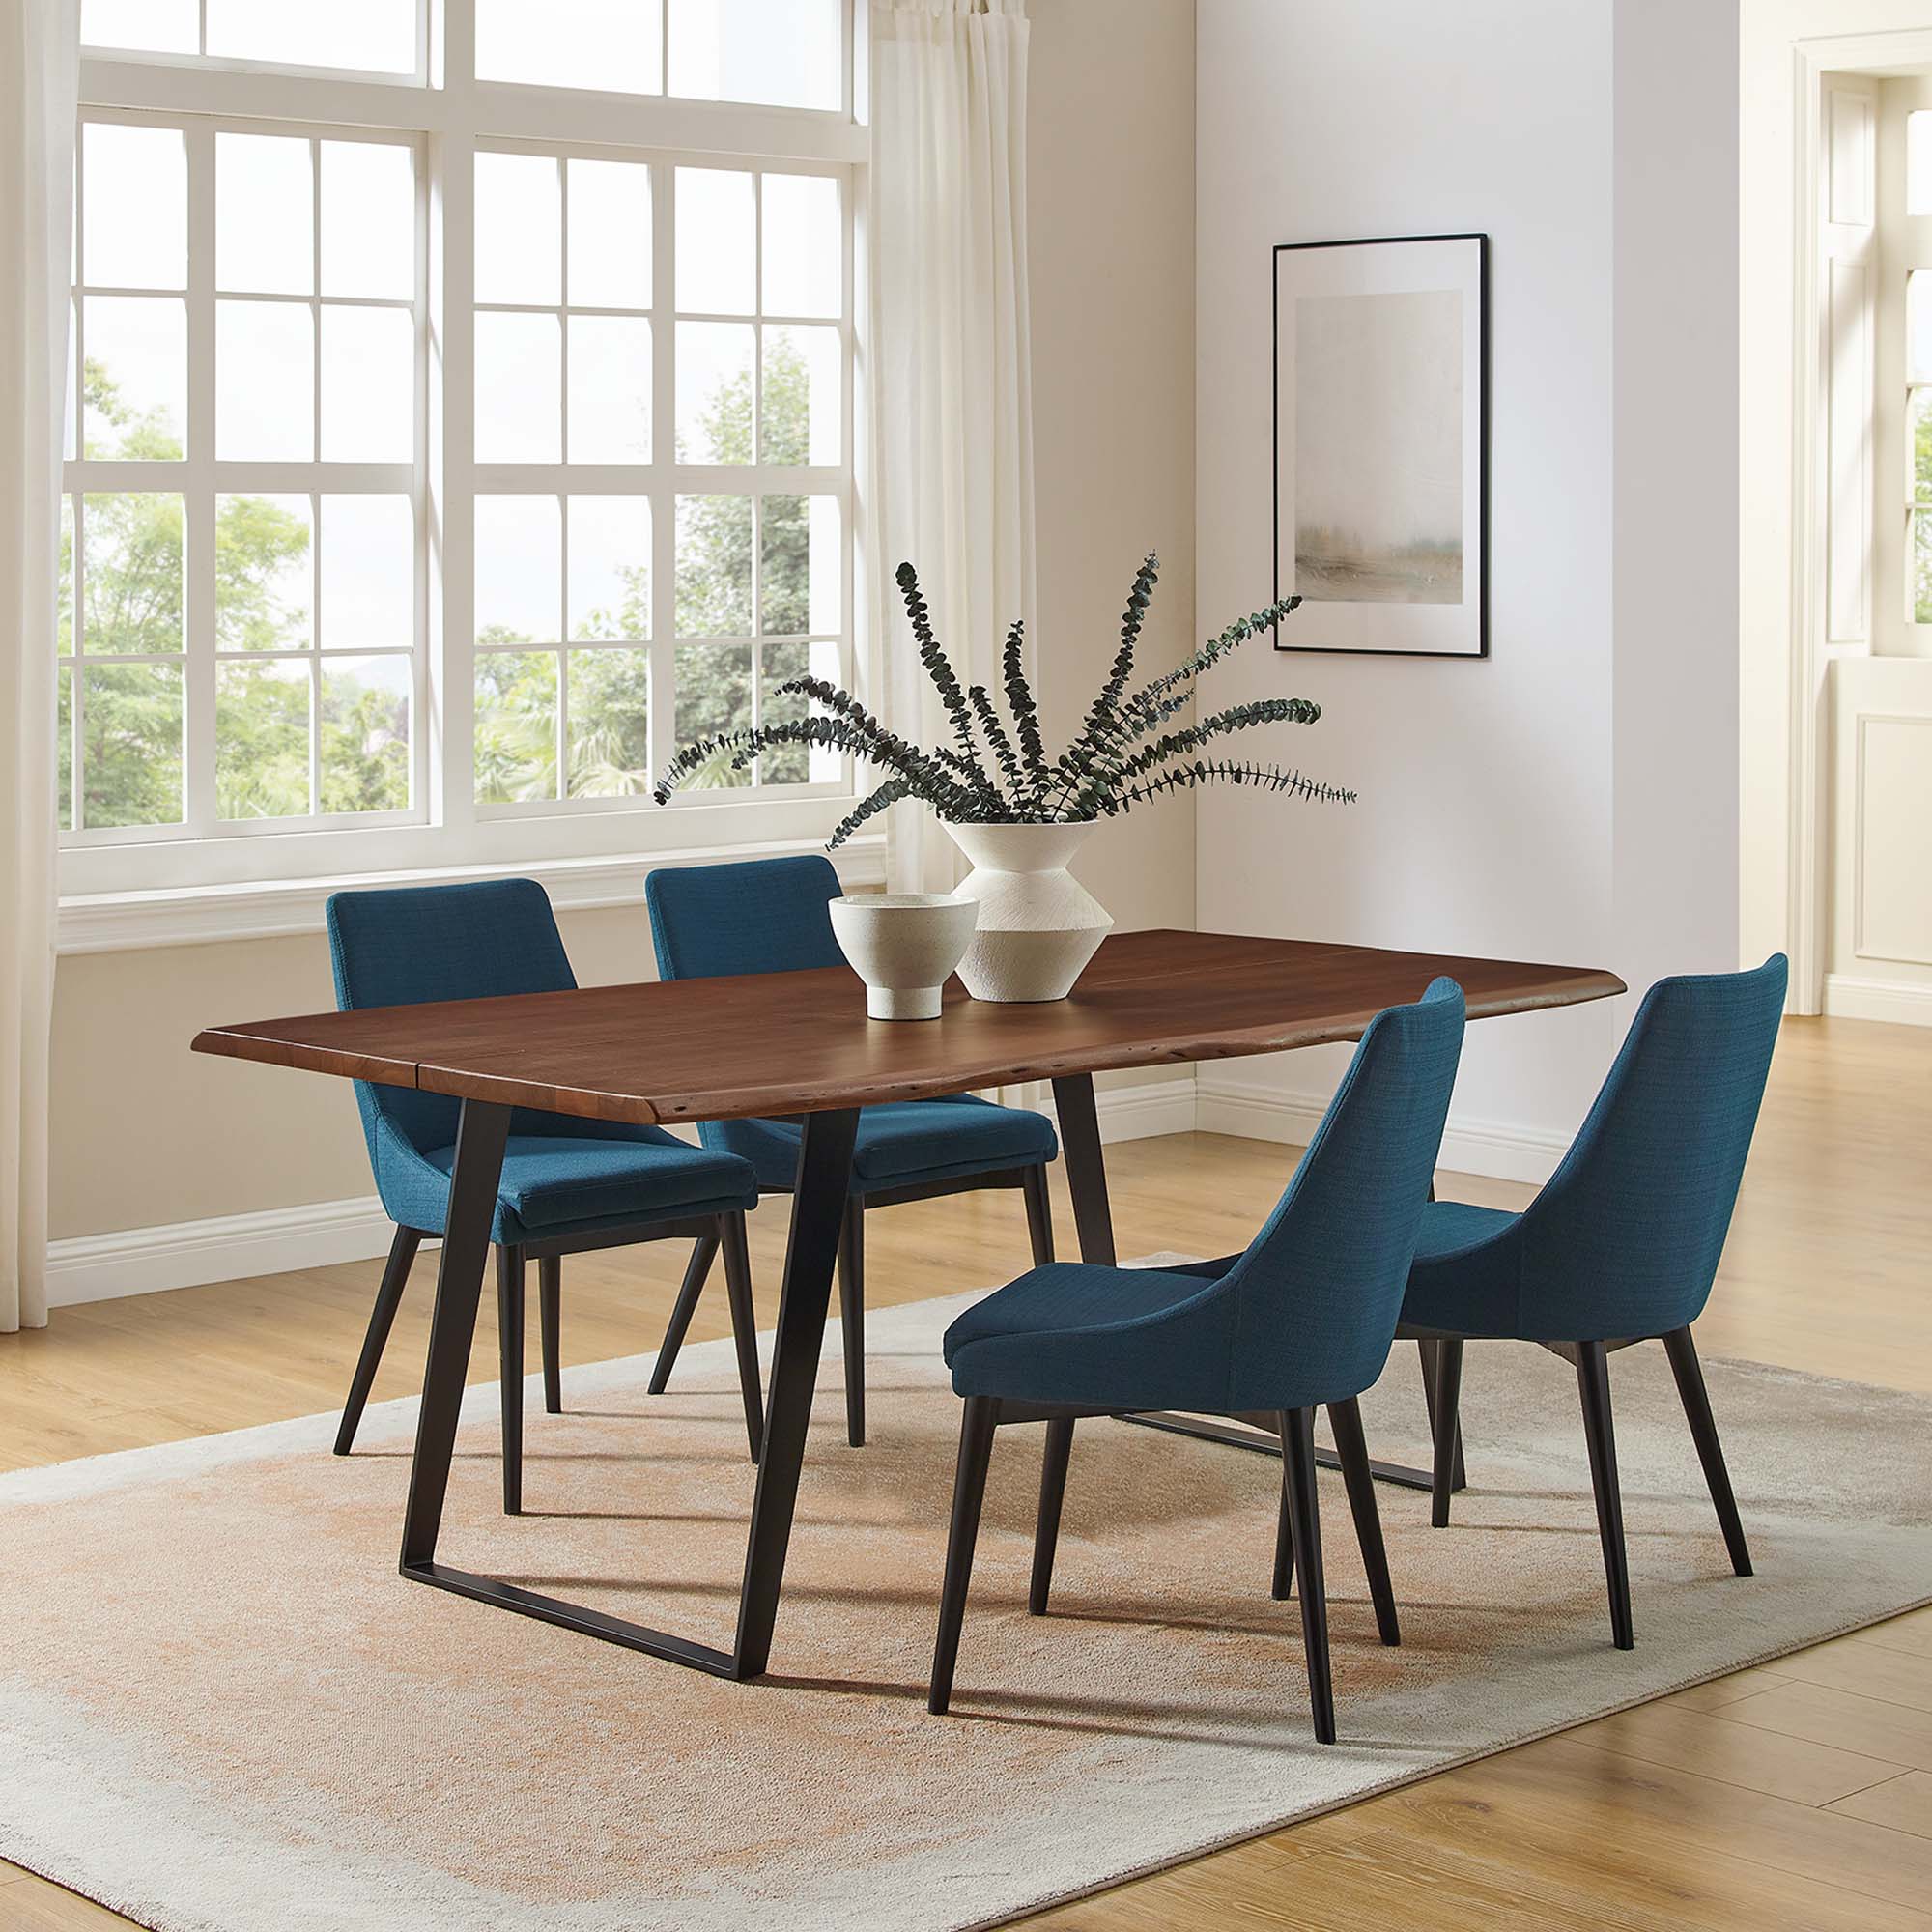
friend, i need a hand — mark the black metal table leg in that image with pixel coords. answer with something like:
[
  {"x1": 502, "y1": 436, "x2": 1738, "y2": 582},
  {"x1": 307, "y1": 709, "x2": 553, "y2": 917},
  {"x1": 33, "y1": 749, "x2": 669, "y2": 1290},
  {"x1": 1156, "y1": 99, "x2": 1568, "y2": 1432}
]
[
  {"x1": 1051, "y1": 1074, "x2": 1117, "y2": 1267},
  {"x1": 398, "y1": 1096, "x2": 859, "y2": 1682}
]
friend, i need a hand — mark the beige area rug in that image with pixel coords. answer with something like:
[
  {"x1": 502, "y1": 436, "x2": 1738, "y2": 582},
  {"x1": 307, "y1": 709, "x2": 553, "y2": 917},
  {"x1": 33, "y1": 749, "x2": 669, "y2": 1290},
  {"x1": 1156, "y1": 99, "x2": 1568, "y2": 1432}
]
[{"x1": 4, "y1": 1265, "x2": 1930, "y2": 1932}]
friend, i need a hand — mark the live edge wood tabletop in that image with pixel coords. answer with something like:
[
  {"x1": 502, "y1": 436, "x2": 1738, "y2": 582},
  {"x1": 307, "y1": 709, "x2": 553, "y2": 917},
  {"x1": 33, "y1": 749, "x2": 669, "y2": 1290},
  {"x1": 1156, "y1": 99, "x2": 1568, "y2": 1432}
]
[
  {"x1": 191, "y1": 928, "x2": 1626, "y2": 1125},
  {"x1": 188, "y1": 928, "x2": 1624, "y2": 1684}
]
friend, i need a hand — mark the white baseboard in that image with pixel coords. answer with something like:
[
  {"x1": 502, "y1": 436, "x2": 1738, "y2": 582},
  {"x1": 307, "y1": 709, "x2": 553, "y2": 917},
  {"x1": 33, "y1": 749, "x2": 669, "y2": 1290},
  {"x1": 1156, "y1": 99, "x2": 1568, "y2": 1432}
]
[
  {"x1": 1823, "y1": 973, "x2": 1932, "y2": 1027},
  {"x1": 47, "y1": 1195, "x2": 399, "y2": 1309},
  {"x1": 1091, "y1": 1077, "x2": 1202, "y2": 1143},
  {"x1": 44, "y1": 1072, "x2": 1550, "y2": 1311},
  {"x1": 1195, "y1": 1073, "x2": 1569, "y2": 1186}
]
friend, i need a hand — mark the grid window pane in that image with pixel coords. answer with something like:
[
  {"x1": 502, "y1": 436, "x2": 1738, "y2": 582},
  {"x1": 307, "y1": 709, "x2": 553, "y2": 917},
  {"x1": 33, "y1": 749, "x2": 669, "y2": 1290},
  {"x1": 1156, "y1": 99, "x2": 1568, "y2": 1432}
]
[
  {"x1": 57, "y1": 665, "x2": 73, "y2": 833},
  {"x1": 475, "y1": 652, "x2": 559, "y2": 801},
  {"x1": 216, "y1": 661, "x2": 311, "y2": 819},
  {"x1": 675, "y1": 170, "x2": 754, "y2": 315},
  {"x1": 322, "y1": 656, "x2": 412, "y2": 812},
  {"x1": 1913, "y1": 388, "x2": 1932, "y2": 503},
  {"x1": 217, "y1": 134, "x2": 313, "y2": 297},
  {"x1": 83, "y1": 297, "x2": 186, "y2": 458},
  {"x1": 676, "y1": 322, "x2": 753, "y2": 463},
  {"x1": 204, "y1": 0, "x2": 416, "y2": 74},
  {"x1": 759, "y1": 639, "x2": 810, "y2": 784},
  {"x1": 84, "y1": 124, "x2": 186, "y2": 290},
  {"x1": 475, "y1": 312, "x2": 561, "y2": 462},
  {"x1": 321, "y1": 496, "x2": 414, "y2": 647},
  {"x1": 322, "y1": 141, "x2": 414, "y2": 300},
  {"x1": 81, "y1": 0, "x2": 197, "y2": 55},
  {"x1": 216, "y1": 494, "x2": 312, "y2": 651},
  {"x1": 218, "y1": 300, "x2": 315, "y2": 460},
  {"x1": 673, "y1": 642, "x2": 752, "y2": 786},
  {"x1": 476, "y1": 0, "x2": 664, "y2": 95},
  {"x1": 1913, "y1": 271, "x2": 1932, "y2": 386},
  {"x1": 568, "y1": 159, "x2": 651, "y2": 309},
  {"x1": 82, "y1": 662, "x2": 184, "y2": 827},
  {"x1": 759, "y1": 494, "x2": 840, "y2": 636},
  {"x1": 669, "y1": 0, "x2": 840, "y2": 112},
  {"x1": 58, "y1": 497, "x2": 74, "y2": 656},
  {"x1": 568, "y1": 497, "x2": 650, "y2": 639},
  {"x1": 676, "y1": 495, "x2": 753, "y2": 636},
  {"x1": 760, "y1": 175, "x2": 839, "y2": 319},
  {"x1": 83, "y1": 493, "x2": 185, "y2": 655},
  {"x1": 476, "y1": 154, "x2": 560, "y2": 307},
  {"x1": 476, "y1": 496, "x2": 561, "y2": 641},
  {"x1": 1917, "y1": 511, "x2": 1932, "y2": 625},
  {"x1": 567, "y1": 649, "x2": 651, "y2": 795},
  {"x1": 321, "y1": 306, "x2": 414, "y2": 462},
  {"x1": 567, "y1": 316, "x2": 651, "y2": 463},
  {"x1": 760, "y1": 324, "x2": 838, "y2": 465}
]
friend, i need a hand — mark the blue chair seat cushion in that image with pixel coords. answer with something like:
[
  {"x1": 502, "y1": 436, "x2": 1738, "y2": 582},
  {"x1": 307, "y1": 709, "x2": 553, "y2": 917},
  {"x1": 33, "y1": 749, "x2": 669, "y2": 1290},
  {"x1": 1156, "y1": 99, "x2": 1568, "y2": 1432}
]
[
  {"x1": 942, "y1": 1262, "x2": 1237, "y2": 1409},
  {"x1": 713, "y1": 1094, "x2": 1058, "y2": 1194},
  {"x1": 392, "y1": 1129, "x2": 757, "y2": 1244}
]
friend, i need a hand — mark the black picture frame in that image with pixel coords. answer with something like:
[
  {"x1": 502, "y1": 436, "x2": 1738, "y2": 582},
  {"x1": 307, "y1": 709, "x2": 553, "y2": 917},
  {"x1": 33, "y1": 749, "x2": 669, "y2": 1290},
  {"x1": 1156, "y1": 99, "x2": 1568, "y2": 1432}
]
[{"x1": 1271, "y1": 232, "x2": 1491, "y2": 659}]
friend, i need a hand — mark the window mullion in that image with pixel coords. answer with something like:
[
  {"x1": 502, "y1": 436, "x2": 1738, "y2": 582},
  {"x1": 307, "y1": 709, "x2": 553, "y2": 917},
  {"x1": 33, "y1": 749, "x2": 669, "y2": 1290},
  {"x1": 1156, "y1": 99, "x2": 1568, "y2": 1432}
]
[
  {"x1": 649, "y1": 153, "x2": 675, "y2": 789},
  {"x1": 185, "y1": 117, "x2": 217, "y2": 836},
  {"x1": 431, "y1": 112, "x2": 478, "y2": 838}
]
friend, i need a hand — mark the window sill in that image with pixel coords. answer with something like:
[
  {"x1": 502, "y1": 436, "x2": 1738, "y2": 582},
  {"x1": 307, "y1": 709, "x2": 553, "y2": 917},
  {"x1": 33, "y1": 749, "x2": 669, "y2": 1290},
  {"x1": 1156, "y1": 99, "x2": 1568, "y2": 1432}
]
[{"x1": 56, "y1": 831, "x2": 886, "y2": 955}]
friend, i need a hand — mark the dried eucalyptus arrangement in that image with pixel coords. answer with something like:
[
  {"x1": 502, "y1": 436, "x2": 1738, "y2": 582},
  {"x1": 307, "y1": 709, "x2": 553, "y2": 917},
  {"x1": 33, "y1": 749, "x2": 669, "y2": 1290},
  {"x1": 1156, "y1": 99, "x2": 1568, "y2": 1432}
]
[{"x1": 654, "y1": 553, "x2": 1355, "y2": 847}]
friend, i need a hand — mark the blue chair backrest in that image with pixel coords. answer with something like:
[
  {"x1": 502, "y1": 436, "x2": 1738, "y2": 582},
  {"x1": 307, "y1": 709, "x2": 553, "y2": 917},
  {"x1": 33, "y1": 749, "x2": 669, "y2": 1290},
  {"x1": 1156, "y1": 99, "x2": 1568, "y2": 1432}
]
[
  {"x1": 1221, "y1": 977, "x2": 1466, "y2": 1409},
  {"x1": 645, "y1": 854, "x2": 843, "y2": 981},
  {"x1": 1518, "y1": 954, "x2": 1787, "y2": 1340},
  {"x1": 326, "y1": 878, "x2": 577, "y2": 1167}
]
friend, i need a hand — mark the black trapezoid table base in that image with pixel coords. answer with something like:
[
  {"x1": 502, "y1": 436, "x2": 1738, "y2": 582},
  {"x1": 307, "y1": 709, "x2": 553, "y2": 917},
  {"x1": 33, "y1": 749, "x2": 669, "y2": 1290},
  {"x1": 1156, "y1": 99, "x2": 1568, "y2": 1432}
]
[
  {"x1": 401, "y1": 1561, "x2": 747, "y2": 1676},
  {"x1": 1117, "y1": 1409, "x2": 1451, "y2": 1492}
]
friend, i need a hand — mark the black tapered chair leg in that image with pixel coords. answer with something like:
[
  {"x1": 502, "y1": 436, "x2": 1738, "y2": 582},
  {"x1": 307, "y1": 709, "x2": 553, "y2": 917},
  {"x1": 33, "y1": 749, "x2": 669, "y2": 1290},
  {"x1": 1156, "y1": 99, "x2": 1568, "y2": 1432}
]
[
  {"x1": 929, "y1": 1396, "x2": 1000, "y2": 1715},
  {"x1": 1031, "y1": 1417, "x2": 1073, "y2": 1614},
  {"x1": 333, "y1": 1225, "x2": 420, "y2": 1455},
  {"x1": 648, "y1": 1232, "x2": 720, "y2": 1395},
  {"x1": 838, "y1": 1198, "x2": 866, "y2": 1448},
  {"x1": 1271, "y1": 1454, "x2": 1295, "y2": 1602},
  {"x1": 1430, "y1": 1338, "x2": 1464, "y2": 1529},
  {"x1": 1576, "y1": 1340, "x2": 1634, "y2": 1649},
  {"x1": 1280, "y1": 1407, "x2": 1336, "y2": 1744},
  {"x1": 1022, "y1": 1164, "x2": 1055, "y2": 1266},
  {"x1": 1328, "y1": 1396, "x2": 1400, "y2": 1646},
  {"x1": 497, "y1": 1243, "x2": 526, "y2": 1516},
  {"x1": 1662, "y1": 1326, "x2": 1752, "y2": 1577},
  {"x1": 719, "y1": 1210, "x2": 764, "y2": 1463},
  {"x1": 538, "y1": 1255, "x2": 562, "y2": 1415},
  {"x1": 1417, "y1": 1337, "x2": 1468, "y2": 1493}
]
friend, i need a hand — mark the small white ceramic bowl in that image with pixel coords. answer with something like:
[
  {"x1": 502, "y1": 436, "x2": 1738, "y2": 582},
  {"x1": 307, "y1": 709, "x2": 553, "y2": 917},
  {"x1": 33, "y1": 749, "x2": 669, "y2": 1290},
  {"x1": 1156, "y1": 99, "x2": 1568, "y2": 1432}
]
[{"x1": 828, "y1": 894, "x2": 979, "y2": 1021}]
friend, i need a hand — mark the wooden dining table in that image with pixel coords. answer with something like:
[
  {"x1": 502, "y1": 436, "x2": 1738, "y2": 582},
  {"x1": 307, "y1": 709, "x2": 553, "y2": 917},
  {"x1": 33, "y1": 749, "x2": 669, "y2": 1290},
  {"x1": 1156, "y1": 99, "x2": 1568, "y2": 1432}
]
[{"x1": 192, "y1": 926, "x2": 1623, "y2": 1682}]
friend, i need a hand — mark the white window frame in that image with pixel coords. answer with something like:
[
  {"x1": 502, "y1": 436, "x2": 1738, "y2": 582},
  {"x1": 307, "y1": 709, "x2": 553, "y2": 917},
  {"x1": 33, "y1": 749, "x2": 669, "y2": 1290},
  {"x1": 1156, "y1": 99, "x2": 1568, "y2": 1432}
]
[{"x1": 63, "y1": 2, "x2": 872, "y2": 916}]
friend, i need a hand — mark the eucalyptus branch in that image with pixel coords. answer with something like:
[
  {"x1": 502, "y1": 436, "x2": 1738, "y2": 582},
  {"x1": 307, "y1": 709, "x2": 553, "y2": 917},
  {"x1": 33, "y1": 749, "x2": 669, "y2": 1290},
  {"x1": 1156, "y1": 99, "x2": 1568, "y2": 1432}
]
[
  {"x1": 967, "y1": 684, "x2": 1025, "y2": 798},
  {"x1": 827, "y1": 778, "x2": 915, "y2": 848},
  {"x1": 1064, "y1": 697, "x2": 1323, "y2": 817},
  {"x1": 1098, "y1": 757, "x2": 1357, "y2": 816},
  {"x1": 895, "y1": 561, "x2": 1005, "y2": 812},
  {"x1": 1001, "y1": 619, "x2": 1053, "y2": 803}
]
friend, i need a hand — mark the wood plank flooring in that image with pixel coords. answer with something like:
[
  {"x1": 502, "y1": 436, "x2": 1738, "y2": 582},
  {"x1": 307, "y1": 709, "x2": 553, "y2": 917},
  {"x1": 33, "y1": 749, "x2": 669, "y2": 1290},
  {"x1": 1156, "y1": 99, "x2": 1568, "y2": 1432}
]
[{"x1": 2, "y1": 1015, "x2": 1927, "y2": 1929}]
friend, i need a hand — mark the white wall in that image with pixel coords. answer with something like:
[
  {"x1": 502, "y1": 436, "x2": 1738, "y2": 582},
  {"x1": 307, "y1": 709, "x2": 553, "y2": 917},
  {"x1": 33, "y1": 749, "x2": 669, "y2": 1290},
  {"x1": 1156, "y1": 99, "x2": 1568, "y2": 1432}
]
[{"x1": 1194, "y1": 0, "x2": 1739, "y2": 1176}]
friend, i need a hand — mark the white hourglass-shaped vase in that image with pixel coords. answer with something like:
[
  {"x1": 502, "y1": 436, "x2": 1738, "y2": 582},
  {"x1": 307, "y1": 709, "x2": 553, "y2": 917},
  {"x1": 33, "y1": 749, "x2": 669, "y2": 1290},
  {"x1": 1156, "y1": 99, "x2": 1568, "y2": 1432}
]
[{"x1": 943, "y1": 820, "x2": 1113, "y2": 1003}]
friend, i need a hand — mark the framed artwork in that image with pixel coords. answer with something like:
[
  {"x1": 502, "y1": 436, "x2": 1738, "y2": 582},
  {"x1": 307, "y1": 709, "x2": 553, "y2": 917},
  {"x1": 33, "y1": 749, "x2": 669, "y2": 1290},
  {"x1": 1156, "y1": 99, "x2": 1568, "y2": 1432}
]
[{"x1": 1272, "y1": 232, "x2": 1490, "y2": 658}]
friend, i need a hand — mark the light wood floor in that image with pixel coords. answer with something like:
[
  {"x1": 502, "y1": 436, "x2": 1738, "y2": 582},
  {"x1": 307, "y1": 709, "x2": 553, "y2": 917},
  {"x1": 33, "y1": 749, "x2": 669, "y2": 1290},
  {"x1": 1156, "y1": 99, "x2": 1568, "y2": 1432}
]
[{"x1": 3, "y1": 1015, "x2": 1928, "y2": 1929}]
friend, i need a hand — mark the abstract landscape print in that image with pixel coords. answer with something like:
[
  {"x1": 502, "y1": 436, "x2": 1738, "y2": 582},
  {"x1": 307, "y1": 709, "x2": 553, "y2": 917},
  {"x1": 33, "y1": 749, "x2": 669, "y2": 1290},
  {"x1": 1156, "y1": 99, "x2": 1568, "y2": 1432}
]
[{"x1": 1275, "y1": 234, "x2": 1487, "y2": 656}]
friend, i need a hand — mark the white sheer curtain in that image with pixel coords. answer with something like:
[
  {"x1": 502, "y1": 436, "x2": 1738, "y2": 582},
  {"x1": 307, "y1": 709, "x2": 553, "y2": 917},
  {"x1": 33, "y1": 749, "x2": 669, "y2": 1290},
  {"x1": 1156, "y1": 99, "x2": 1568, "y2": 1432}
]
[
  {"x1": 1, "y1": 0, "x2": 79, "y2": 1331},
  {"x1": 868, "y1": 0, "x2": 1035, "y2": 893}
]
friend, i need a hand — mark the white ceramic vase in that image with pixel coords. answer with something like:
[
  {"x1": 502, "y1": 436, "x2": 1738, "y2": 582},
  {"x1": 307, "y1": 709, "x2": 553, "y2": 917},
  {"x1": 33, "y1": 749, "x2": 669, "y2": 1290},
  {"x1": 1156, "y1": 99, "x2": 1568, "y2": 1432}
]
[
  {"x1": 827, "y1": 893, "x2": 979, "y2": 1020},
  {"x1": 944, "y1": 820, "x2": 1113, "y2": 1002}
]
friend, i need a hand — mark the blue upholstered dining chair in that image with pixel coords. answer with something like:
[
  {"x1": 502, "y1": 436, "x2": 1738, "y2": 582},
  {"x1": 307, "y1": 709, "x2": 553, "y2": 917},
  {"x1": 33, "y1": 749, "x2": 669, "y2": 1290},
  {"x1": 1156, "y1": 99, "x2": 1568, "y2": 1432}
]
[
  {"x1": 926, "y1": 977, "x2": 1467, "y2": 1744},
  {"x1": 1403, "y1": 955, "x2": 1788, "y2": 1651},
  {"x1": 644, "y1": 855, "x2": 1060, "y2": 1447},
  {"x1": 325, "y1": 879, "x2": 765, "y2": 1509}
]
